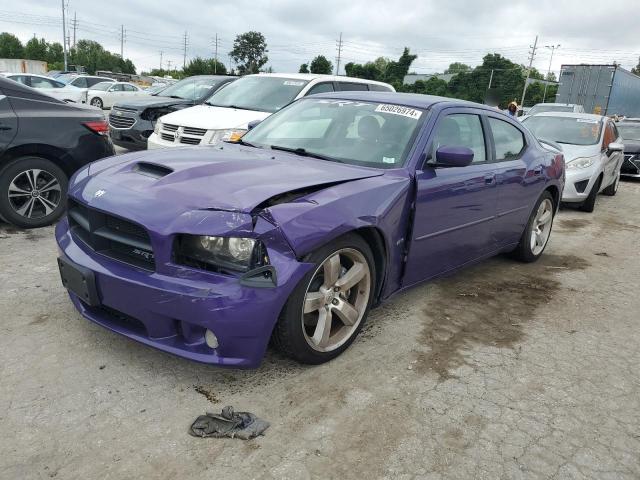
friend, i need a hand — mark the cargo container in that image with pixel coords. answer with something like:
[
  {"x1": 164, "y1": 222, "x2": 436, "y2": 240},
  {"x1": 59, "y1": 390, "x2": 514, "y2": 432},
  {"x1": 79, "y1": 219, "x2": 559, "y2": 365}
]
[
  {"x1": 556, "y1": 64, "x2": 640, "y2": 117},
  {"x1": 0, "y1": 58, "x2": 48, "y2": 74}
]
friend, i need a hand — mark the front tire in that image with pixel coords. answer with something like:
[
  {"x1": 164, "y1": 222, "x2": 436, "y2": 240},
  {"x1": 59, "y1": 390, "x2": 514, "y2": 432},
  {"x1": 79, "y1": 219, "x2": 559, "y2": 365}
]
[
  {"x1": 0, "y1": 156, "x2": 68, "y2": 228},
  {"x1": 579, "y1": 176, "x2": 601, "y2": 212},
  {"x1": 512, "y1": 191, "x2": 555, "y2": 263},
  {"x1": 272, "y1": 233, "x2": 376, "y2": 364},
  {"x1": 602, "y1": 170, "x2": 620, "y2": 196},
  {"x1": 90, "y1": 97, "x2": 103, "y2": 109}
]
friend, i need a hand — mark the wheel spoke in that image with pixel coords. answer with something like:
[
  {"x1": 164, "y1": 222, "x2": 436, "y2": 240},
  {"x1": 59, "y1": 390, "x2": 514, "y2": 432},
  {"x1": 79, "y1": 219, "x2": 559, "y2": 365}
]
[
  {"x1": 538, "y1": 210, "x2": 552, "y2": 225},
  {"x1": 39, "y1": 178, "x2": 60, "y2": 193},
  {"x1": 8, "y1": 182, "x2": 30, "y2": 195},
  {"x1": 333, "y1": 299, "x2": 359, "y2": 326},
  {"x1": 304, "y1": 292, "x2": 325, "y2": 313},
  {"x1": 36, "y1": 197, "x2": 54, "y2": 216},
  {"x1": 311, "y1": 308, "x2": 332, "y2": 347},
  {"x1": 335, "y1": 262, "x2": 366, "y2": 291},
  {"x1": 323, "y1": 254, "x2": 341, "y2": 287}
]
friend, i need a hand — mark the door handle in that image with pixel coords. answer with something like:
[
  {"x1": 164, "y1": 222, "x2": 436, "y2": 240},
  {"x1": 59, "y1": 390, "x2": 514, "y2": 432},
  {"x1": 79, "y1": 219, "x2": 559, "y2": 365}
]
[
  {"x1": 484, "y1": 174, "x2": 496, "y2": 185},
  {"x1": 0, "y1": 125, "x2": 11, "y2": 131}
]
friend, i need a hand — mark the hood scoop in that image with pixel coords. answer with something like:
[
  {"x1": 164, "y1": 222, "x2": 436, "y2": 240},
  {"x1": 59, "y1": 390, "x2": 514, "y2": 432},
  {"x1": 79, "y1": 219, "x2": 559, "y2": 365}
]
[{"x1": 133, "y1": 162, "x2": 174, "y2": 179}]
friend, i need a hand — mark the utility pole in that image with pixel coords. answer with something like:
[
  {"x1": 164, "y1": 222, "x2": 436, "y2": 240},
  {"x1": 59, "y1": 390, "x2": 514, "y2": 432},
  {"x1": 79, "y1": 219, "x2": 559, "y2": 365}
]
[
  {"x1": 487, "y1": 69, "x2": 494, "y2": 90},
  {"x1": 182, "y1": 31, "x2": 188, "y2": 69},
  {"x1": 520, "y1": 35, "x2": 538, "y2": 108},
  {"x1": 212, "y1": 34, "x2": 220, "y2": 74},
  {"x1": 543, "y1": 44, "x2": 560, "y2": 103},
  {"x1": 61, "y1": 0, "x2": 68, "y2": 71},
  {"x1": 119, "y1": 25, "x2": 126, "y2": 58},
  {"x1": 167, "y1": 60, "x2": 172, "y2": 72},
  {"x1": 159, "y1": 51, "x2": 163, "y2": 71},
  {"x1": 335, "y1": 32, "x2": 343, "y2": 75},
  {"x1": 71, "y1": 12, "x2": 77, "y2": 48}
]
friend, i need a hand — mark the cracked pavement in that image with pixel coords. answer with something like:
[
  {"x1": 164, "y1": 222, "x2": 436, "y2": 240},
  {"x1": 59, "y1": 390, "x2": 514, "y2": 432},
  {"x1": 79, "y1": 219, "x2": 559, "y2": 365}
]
[{"x1": 1, "y1": 180, "x2": 639, "y2": 479}]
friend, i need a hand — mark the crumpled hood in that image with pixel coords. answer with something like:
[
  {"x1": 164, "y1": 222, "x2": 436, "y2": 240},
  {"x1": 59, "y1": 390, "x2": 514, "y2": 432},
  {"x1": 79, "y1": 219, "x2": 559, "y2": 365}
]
[
  {"x1": 75, "y1": 145, "x2": 383, "y2": 216},
  {"x1": 113, "y1": 96, "x2": 191, "y2": 111},
  {"x1": 159, "y1": 104, "x2": 271, "y2": 130},
  {"x1": 555, "y1": 143, "x2": 600, "y2": 162}
]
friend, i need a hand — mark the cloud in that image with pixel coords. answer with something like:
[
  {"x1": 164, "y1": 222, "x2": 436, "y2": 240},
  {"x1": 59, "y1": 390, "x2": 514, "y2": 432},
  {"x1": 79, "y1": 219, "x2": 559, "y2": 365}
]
[{"x1": 2, "y1": 0, "x2": 638, "y2": 74}]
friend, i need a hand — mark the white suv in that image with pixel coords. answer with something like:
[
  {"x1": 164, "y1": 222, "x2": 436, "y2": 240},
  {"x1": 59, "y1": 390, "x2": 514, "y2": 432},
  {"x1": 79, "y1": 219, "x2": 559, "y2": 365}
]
[{"x1": 147, "y1": 73, "x2": 395, "y2": 148}]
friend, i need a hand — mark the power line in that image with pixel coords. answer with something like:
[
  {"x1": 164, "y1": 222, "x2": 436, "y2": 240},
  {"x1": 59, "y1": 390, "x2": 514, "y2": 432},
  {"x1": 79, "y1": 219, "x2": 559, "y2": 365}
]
[{"x1": 543, "y1": 44, "x2": 561, "y2": 102}]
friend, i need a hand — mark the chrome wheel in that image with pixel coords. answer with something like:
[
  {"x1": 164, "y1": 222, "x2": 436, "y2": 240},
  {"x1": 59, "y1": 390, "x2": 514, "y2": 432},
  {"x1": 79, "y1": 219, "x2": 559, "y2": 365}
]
[
  {"x1": 90, "y1": 97, "x2": 103, "y2": 108},
  {"x1": 302, "y1": 248, "x2": 371, "y2": 352},
  {"x1": 8, "y1": 169, "x2": 62, "y2": 219},
  {"x1": 530, "y1": 198, "x2": 553, "y2": 256}
]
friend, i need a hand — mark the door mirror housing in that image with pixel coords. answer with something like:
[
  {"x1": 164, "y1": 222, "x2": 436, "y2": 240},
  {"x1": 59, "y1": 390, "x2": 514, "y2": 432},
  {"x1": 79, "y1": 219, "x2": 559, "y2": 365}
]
[
  {"x1": 432, "y1": 146, "x2": 475, "y2": 168},
  {"x1": 607, "y1": 142, "x2": 624, "y2": 153},
  {"x1": 247, "y1": 119, "x2": 262, "y2": 131}
]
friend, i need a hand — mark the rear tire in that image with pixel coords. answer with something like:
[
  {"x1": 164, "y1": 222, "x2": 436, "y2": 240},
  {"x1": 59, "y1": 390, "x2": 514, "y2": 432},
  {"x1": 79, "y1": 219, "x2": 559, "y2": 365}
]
[
  {"x1": 602, "y1": 170, "x2": 620, "y2": 196},
  {"x1": 90, "y1": 97, "x2": 103, "y2": 109},
  {"x1": 512, "y1": 191, "x2": 555, "y2": 263},
  {"x1": 579, "y1": 176, "x2": 601, "y2": 212},
  {"x1": 272, "y1": 233, "x2": 376, "y2": 365},
  {"x1": 0, "y1": 156, "x2": 68, "y2": 229}
]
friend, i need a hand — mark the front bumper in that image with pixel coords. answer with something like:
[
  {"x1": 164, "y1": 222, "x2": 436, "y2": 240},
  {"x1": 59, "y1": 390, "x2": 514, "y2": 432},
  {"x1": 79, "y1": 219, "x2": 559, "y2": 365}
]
[
  {"x1": 55, "y1": 217, "x2": 311, "y2": 368},
  {"x1": 621, "y1": 153, "x2": 640, "y2": 178},
  {"x1": 561, "y1": 166, "x2": 600, "y2": 203},
  {"x1": 109, "y1": 110, "x2": 152, "y2": 150},
  {"x1": 147, "y1": 132, "x2": 179, "y2": 149}
]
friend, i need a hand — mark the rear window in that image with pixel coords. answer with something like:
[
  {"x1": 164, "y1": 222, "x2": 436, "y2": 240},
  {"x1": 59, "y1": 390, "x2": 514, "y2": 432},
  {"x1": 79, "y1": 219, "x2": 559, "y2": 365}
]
[
  {"x1": 369, "y1": 83, "x2": 393, "y2": 92},
  {"x1": 528, "y1": 105, "x2": 574, "y2": 116},
  {"x1": 336, "y1": 82, "x2": 369, "y2": 92},
  {"x1": 523, "y1": 116, "x2": 602, "y2": 146}
]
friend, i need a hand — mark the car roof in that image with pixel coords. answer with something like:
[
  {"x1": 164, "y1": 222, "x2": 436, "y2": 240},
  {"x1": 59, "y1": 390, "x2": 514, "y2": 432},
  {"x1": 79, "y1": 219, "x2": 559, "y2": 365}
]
[
  {"x1": 532, "y1": 103, "x2": 580, "y2": 107},
  {"x1": 306, "y1": 91, "x2": 496, "y2": 111},
  {"x1": 250, "y1": 72, "x2": 392, "y2": 87},
  {"x1": 526, "y1": 111, "x2": 604, "y2": 121}
]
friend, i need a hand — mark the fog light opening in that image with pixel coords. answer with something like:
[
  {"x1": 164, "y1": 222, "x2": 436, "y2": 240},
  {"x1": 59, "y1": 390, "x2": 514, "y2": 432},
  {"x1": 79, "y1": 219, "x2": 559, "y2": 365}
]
[{"x1": 205, "y1": 329, "x2": 219, "y2": 349}]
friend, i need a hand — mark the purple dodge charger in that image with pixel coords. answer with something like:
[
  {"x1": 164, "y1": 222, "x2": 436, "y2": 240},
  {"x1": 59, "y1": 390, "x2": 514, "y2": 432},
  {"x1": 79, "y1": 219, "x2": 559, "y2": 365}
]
[{"x1": 56, "y1": 92, "x2": 564, "y2": 367}]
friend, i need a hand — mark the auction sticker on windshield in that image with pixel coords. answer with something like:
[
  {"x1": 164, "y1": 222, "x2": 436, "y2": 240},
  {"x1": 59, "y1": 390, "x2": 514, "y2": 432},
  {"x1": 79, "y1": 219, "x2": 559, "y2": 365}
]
[{"x1": 375, "y1": 104, "x2": 422, "y2": 119}]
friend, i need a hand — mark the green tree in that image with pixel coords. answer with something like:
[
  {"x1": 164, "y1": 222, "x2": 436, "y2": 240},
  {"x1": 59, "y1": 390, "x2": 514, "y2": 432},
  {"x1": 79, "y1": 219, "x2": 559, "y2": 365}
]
[
  {"x1": 404, "y1": 77, "x2": 451, "y2": 97},
  {"x1": 345, "y1": 49, "x2": 416, "y2": 86},
  {"x1": 0, "y1": 32, "x2": 24, "y2": 58},
  {"x1": 24, "y1": 37, "x2": 48, "y2": 61},
  {"x1": 229, "y1": 31, "x2": 268, "y2": 75},
  {"x1": 182, "y1": 57, "x2": 227, "y2": 76},
  {"x1": 46, "y1": 42, "x2": 64, "y2": 64},
  {"x1": 299, "y1": 63, "x2": 309, "y2": 73},
  {"x1": 444, "y1": 62, "x2": 471, "y2": 74},
  {"x1": 345, "y1": 61, "x2": 383, "y2": 80},
  {"x1": 309, "y1": 55, "x2": 332, "y2": 74},
  {"x1": 384, "y1": 48, "x2": 417, "y2": 87},
  {"x1": 631, "y1": 56, "x2": 640, "y2": 76},
  {"x1": 69, "y1": 39, "x2": 136, "y2": 75}
]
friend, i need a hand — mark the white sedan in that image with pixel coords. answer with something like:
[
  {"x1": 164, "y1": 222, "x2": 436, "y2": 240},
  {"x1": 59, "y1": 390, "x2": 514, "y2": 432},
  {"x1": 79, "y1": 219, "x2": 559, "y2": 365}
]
[
  {"x1": 0, "y1": 73, "x2": 87, "y2": 103},
  {"x1": 87, "y1": 82, "x2": 148, "y2": 110},
  {"x1": 523, "y1": 112, "x2": 624, "y2": 212}
]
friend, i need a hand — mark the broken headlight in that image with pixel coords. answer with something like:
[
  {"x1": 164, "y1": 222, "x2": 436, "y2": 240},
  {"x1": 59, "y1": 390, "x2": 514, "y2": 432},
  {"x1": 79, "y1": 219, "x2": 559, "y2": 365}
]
[{"x1": 173, "y1": 235, "x2": 268, "y2": 273}]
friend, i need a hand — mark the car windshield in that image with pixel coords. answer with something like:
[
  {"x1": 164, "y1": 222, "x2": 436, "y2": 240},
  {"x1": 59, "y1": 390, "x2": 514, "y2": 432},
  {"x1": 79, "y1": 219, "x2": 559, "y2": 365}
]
[
  {"x1": 91, "y1": 82, "x2": 113, "y2": 91},
  {"x1": 523, "y1": 116, "x2": 602, "y2": 145},
  {"x1": 206, "y1": 76, "x2": 309, "y2": 113},
  {"x1": 241, "y1": 98, "x2": 427, "y2": 168},
  {"x1": 617, "y1": 123, "x2": 640, "y2": 142},
  {"x1": 146, "y1": 85, "x2": 167, "y2": 95},
  {"x1": 159, "y1": 77, "x2": 225, "y2": 100},
  {"x1": 528, "y1": 105, "x2": 574, "y2": 116}
]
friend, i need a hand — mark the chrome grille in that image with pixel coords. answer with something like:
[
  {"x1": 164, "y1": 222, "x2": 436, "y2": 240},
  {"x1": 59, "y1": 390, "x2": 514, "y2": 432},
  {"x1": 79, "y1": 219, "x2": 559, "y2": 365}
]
[
  {"x1": 183, "y1": 126, "x2": 207, "y2": 136},
  {"x1": 162, "y1": 123, "x2": 179, "y2": 132},
  {"x1": 112, "y1": 106, "x2": 137, "y2": 113},
  {"x1": 180, "y1": 137, "x2": 201, "y2": 145},
  {"x1": 109, "y1": 114, "x2": 136, "y2": 129},
  {"x1": 160, "y1": 132, "x2": 175, "y2": 142}
]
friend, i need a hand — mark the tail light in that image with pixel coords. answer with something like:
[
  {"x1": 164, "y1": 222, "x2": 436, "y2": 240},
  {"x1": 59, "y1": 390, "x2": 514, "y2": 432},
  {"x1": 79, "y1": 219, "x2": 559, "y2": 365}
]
[{"x1": 83, "y1": 120, "x2": 109, "y2": 136}]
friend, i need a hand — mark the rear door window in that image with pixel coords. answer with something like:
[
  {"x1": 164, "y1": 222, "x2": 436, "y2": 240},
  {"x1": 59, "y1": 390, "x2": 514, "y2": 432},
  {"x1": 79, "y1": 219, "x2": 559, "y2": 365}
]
[
  {"x1": 488, "y1": 117, "x2": 526, "y2": 161},
  {"x1": 369, "y1": 84, "x2": 393, "y2": 92},
  {"x1": 431, "y1": 113, "x2": 487, "y2": 164},
  {"x1": 306, "y1": 82, "x2": 334, "y2": 96},
  {"x1": 72, "y1": 77, "x2": 88, "y2": 88},
  {"x1": 336, "y1": 82, "x2": 369, "y2": 92}
]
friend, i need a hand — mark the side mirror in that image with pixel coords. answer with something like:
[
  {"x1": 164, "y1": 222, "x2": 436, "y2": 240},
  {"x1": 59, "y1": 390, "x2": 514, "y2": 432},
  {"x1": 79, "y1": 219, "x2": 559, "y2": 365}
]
[
  {"x1": 607, "y1": 142, "x2": 624, "y2": 153},
  {"x1": 247, "y1": 119, "x2": 262, "y2": 131},
  {"x1": 433, "y1": 146, "x2": 474, "y2": 168}
]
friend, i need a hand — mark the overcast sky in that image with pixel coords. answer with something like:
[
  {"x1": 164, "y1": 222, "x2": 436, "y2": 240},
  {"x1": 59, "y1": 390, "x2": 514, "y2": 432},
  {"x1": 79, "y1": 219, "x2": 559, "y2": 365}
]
[{"x1": 1, "y1": 1, "x2": 639, "y2": 76}]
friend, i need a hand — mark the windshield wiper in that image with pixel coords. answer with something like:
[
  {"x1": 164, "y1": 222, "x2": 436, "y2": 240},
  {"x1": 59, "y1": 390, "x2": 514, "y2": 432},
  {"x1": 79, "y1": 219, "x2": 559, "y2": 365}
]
[
  {"x1": 270, "y1": 145, "x2": 343, "y2": 163},
  {"x1": 227, "y1": 138, "x2": 260, "y2": 148},
  {"x1": 205, "y1": 102, "x2": 260, "y2": 111},
  {"x1": 165, "y1": 95, "x2": 183, "y2": 99}
]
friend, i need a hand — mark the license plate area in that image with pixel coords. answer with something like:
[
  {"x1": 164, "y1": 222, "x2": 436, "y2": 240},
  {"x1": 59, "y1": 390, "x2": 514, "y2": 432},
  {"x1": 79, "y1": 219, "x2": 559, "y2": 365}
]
[{"x1": 57, "y1": 257, "x2": 101, "y2": 307}]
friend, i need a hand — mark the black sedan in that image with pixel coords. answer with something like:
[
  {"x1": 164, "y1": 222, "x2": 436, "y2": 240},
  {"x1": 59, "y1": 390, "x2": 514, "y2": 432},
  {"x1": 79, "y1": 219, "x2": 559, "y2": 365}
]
[
  {"x1": 617, "y1": 119, "x2": 640, "y2": 178},
  {"x1": 108, "y1": 75, "x2": 236, "y2": 150},
  {"x1": 0, "y1": 77, "x2": 114, "y2": 228}
]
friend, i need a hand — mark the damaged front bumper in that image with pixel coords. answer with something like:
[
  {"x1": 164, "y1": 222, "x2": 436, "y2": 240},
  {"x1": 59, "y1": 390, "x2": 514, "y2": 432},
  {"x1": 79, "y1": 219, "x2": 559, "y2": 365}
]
[{"x1": 55, "y1": 208, "x2": 313, "y2": 368}]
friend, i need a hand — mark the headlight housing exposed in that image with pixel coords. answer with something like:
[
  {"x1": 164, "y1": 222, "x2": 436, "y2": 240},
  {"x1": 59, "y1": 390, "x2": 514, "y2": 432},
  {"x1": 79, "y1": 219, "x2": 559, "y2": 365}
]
[
  {"x1": 566, "y1": 156, "x2": 597, "y2": 170},
  {"x1": 173, "y1": 235, "x2": 268, "y2": 273},
  {"x1": 208, "y1": 129, "x2": 248, "y2": 145}
]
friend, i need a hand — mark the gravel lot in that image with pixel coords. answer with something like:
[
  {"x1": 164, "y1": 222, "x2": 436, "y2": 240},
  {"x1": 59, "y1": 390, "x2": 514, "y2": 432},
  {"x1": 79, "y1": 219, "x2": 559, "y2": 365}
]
[{"x1": 1, "y1": 175, "x2": 639, "y2": 479}]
